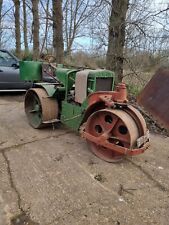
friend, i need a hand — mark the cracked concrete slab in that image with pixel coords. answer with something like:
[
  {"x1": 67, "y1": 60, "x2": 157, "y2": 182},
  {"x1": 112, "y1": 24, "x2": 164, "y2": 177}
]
[
  {"x1": 0, "y1": 153, "x2": 20, "y2": 225},
  {"x1": 0, "y1": 94, "x2": 169, "y2": 225},
  {"x1": 4, "y1": 137, "x2": 144, "y2": 225}
]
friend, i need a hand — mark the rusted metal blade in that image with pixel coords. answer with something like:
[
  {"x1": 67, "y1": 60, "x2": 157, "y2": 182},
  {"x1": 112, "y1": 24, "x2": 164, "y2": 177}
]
[{"x1": 137, "y1": 68, "x2": 169, "y2": 129}]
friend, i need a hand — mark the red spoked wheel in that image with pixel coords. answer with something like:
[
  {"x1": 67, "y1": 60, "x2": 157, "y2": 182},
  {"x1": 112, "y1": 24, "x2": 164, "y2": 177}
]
[{"x1": 85, "y1": 108, "x2": 143, "y2": 162}]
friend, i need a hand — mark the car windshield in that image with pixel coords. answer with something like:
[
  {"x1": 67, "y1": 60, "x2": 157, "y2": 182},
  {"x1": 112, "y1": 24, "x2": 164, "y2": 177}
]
[{"x1": 0, "y1": 50, "x2": 18, "y2": 67}]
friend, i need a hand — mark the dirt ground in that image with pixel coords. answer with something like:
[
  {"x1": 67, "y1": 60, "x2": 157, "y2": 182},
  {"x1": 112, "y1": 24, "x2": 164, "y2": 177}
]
[{"x1": 0, "y1": 93, "x2": 169, "y2": 225}]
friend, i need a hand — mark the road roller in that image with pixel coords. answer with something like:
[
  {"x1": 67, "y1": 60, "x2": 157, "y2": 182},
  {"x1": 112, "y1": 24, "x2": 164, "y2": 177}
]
[{"x1": 20, "y1": 61, "x2": 149, "y2": 162}]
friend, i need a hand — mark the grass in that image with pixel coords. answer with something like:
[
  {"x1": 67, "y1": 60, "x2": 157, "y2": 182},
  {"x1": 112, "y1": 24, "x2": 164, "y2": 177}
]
[{"x1": 124, "y1": 70, "x2": 154, "y2": 96}]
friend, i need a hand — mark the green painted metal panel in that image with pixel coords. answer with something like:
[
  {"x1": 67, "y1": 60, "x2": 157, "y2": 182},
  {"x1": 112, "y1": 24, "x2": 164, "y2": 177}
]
[
  {"x1": 55, "y1": 68, "x2": 77, "y2": 87},
  {"x1": 34, "y1": 83, "x2": 66, "y2": 98},
  {"x1": 61, "y1": 101, "x2": 86, "y2": 130},
  {"x1": 55, "y1": 68, "x2": 78, "y2": 100},
  {"x1": 89, "y1": 70, "x2": 114, "y2": 78},
  {"x1": 20, "y1": 61, "x2": 42, "y2": 81},
  {"x1": 35, "y1": 83, "x2": 57, "y2": 97}
]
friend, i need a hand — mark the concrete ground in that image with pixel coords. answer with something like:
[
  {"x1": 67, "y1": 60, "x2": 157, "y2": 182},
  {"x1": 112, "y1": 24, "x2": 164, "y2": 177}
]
[{"x1": 0, "y1": 93, "x2": 169, "y2": 225}]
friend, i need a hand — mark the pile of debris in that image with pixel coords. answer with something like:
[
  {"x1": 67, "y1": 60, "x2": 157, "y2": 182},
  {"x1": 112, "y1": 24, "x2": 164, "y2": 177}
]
[{"x1": 129, "y1": 95, "x2": 168, "y2": 137}]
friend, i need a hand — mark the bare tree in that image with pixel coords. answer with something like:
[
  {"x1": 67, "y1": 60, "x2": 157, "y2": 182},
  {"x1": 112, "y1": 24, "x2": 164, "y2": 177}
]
[
  {"x1": 12, "y1": 0, "x2": 21, "y2": 58},
  {"x1": 23, "y1": 0, "x2": 28, "y2": 52},
  {"x1": 0, "y1": 0, "x2": 3, "y2": 47},
  {"x1": 106, "y1": 0, "x2": 129, "y2": 82},
  {"x1": 32, "y1": 0, "x2": 40, "y2": 60},
  {"x1": 63, "y1": 0, "x2": 97, "y2": 56},
  {"x1": 40, "y1": 0, "x2": 50, "y2": 54},
  {"x1": 52, "y1": 0, "x2": 64, "y2": 63}
]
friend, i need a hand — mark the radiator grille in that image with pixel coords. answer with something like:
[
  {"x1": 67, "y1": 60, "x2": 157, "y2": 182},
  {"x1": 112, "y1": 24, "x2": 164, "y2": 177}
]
[{"x1": 96, "y1": 78, "x2": 113, "y2": 91}]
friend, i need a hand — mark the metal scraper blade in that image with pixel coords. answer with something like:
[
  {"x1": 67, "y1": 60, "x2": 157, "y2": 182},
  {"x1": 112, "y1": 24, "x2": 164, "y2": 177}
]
[{"x1": 137, "y1": 68, "x2": 169, "y2": 130}]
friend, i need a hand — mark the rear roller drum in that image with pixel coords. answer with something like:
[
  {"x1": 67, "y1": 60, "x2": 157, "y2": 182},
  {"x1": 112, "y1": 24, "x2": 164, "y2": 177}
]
[
  {"x1": 25, "y1": 88, "x2": 59, "y2": 128},
  {"x1": 85, "y1": 108, "x2": 145, "y2": 162}
]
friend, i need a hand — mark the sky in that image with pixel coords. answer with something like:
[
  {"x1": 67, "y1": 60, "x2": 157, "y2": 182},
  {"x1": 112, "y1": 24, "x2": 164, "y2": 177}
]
[
  {"x1": 156, "y1": 0, "x2": 168, "y2": 4},
  {"x1": 154, "y1": 0, "x2": 168, "y2": 8}
]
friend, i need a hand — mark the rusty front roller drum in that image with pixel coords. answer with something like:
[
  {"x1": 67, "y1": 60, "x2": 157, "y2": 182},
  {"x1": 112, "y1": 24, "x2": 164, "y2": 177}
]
[
  {"x1": 25, "y1": 88, "x2": 59, "y2": 128},
  {"x1": 84, "y1": 108, "x2": 147, "y2": 163}
]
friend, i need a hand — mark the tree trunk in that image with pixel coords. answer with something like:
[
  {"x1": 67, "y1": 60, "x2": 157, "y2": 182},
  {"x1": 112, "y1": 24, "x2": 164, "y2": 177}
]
[
  {"x1": 23, "y1": 0, "x2": 28, "y2": 52},
  {"x1": 106, "y1": 0, "x2": 129, "y2": 82},
  {"x1": 52, "y1": 0, "x2": 64, "y2": 63},
  {"x1": 13, "y1": 0, "x2": 21, "y2": 58},
  {"x1": 32, "y1": 0, "x2": 39, "y2": 60},
  {"x1": 40, "y1": 0, "x2": 50, "y2": 54},
  {"x1": 0, "y1": 0, "x2": 3, "y2": 48}
]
